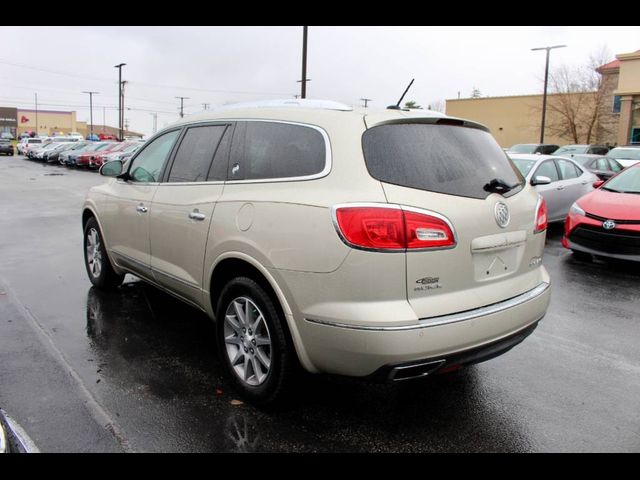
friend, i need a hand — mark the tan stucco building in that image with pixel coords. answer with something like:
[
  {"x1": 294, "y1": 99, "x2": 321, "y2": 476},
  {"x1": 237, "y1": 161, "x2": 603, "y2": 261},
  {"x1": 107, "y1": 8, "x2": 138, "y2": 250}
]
[
  {"x1": 446, "y1": 48, "x2": 640, "y2": 148},
  {"x1": 15, "y1": 109, "x2": 84, "y2": 137}
]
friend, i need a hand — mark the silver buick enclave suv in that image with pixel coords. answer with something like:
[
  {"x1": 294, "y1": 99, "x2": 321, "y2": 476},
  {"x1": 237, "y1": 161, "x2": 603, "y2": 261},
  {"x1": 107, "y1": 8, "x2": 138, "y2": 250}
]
[{"x1": 82, "y1": 99, "x2": 551, "y2": 404}]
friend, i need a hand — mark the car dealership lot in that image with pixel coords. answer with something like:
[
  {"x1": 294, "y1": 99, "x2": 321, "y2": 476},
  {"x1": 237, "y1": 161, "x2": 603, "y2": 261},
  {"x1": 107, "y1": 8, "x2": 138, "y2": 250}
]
[{"x1": 0, "y1": 155, "x2": 639, "y2": 452}]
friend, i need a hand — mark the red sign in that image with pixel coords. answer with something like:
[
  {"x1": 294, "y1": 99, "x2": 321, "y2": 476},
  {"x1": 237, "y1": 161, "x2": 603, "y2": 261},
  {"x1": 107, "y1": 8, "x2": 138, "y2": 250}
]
[{"x1": 20, "y1": 116, "x2": 29, "y2": 123}]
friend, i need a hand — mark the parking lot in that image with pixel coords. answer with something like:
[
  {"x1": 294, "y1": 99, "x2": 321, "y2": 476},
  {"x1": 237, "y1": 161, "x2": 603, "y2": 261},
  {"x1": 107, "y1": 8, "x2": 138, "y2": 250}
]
[{"x1": 0, "y1": 154, "x2": 639, "y2": 452}]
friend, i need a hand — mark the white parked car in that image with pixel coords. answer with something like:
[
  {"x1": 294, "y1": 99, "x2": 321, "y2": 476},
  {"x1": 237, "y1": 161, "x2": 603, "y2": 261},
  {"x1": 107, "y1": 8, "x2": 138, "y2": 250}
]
[
  {"x1": 606, "y1": 146, "x2": 640, "y2": 168},
  {"x1": 82, "y1": 100, "x2": 551, "y2": 404},
  {"x1": 17, "y1": 137, "x2": 44, "y2": 155}
]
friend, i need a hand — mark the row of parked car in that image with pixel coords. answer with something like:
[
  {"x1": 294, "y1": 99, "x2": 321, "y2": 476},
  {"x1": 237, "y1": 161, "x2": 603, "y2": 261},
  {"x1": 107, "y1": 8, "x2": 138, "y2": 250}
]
[
  {"x1": 505, "y1": 145, "x2": 640, "y2": 264},
  {"x1": 20, "y1": 137, "x2": 145, "y2": 169},
  {"x1": 506, "y1": 143, "x2": 640, "y2": 172}
]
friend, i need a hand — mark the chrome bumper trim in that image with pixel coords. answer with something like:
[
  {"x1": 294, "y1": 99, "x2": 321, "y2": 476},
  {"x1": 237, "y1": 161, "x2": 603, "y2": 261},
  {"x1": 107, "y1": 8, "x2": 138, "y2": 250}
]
[{"x1": 305, "y1": 282, "x2": 550, "y2": 331}]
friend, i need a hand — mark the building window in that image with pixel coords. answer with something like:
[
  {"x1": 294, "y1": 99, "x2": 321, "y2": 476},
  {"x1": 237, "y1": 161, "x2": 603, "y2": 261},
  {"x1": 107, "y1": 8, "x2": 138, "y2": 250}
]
[{"x1": 613, "y1": 95, "x2": 621, "y2": 114}]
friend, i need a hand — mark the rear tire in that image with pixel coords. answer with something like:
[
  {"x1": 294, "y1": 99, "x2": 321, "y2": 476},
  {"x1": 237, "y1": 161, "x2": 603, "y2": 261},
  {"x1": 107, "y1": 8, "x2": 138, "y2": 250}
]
[
  {"x1": 83, "y1": 217, "x2": 124, "y2": 289},
  {"x1": 572, "y1": 250, "x2": 592, "y2": 262},
  {"x1": 215, "y1": 276, "x2": 297, "y2": 406}
]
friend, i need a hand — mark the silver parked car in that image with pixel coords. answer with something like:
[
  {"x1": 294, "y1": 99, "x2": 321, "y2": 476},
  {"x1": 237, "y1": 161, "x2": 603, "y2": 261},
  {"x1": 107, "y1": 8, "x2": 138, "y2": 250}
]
[
  {"x1": 510, "y1": 154, "x2": 598, "y2": 223},
  {"x1": 83, "y1": 100, "x2": 551, "y2": 404}
]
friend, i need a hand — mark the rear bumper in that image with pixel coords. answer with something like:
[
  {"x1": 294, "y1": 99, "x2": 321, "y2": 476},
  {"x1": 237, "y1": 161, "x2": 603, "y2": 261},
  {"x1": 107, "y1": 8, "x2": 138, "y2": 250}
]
[
  {"x1": 369, "y1": 320, "x2": 539, "y2": 382},
  {"x1": 300, "y1": 280, "x2": 550, "y2": 377}
]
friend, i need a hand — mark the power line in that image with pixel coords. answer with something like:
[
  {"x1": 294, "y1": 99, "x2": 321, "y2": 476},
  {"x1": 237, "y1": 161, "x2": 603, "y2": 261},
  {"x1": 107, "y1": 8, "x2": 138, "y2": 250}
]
[{"x1": 0, "y1": 58, "x2": 293, "y2": 97}]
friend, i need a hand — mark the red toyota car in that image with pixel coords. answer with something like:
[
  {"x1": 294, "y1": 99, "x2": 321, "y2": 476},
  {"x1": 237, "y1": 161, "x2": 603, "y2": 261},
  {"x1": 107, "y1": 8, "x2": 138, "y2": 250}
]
[{"x1": 563, "y1": 163, "x2": 640, "y2": 262}]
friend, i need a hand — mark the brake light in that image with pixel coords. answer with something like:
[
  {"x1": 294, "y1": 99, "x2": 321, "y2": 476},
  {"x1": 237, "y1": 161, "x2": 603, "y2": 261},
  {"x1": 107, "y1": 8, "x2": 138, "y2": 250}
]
[
  {"x1": 534, "y1": 197, "x2": 548, "y2": 233},
  {"x1": 333, "y1": 205, "x2": 455, "y2": 251}
]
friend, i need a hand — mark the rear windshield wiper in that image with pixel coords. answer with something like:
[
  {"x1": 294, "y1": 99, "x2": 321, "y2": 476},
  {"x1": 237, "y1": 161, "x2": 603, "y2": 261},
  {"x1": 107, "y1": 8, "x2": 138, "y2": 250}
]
[{"x1": 484, "y1": 178, "x2": 518, "y2": 195}]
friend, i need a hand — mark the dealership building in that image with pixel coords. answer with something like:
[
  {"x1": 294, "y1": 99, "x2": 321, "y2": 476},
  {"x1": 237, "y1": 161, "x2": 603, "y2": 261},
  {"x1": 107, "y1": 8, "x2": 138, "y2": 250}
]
[
  {"x1": 446, "y1": 48, "x2": 640, "y2": 148},
  {"x1": 0, "y1": 107, "x2": 142, "y2": 139},
  {"x1": 0, "y1": 107, "x2": 86, "y2": 138}
]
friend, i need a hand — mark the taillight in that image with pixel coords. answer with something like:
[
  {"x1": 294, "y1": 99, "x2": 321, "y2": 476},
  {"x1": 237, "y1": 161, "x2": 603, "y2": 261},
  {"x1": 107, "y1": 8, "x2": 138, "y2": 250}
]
[
  {"x1": 333, "y1": 205, "x2": 456, "y2": 251},
  {"x1": 534, "y1": 197, "x2": 548, "y2": 233}
]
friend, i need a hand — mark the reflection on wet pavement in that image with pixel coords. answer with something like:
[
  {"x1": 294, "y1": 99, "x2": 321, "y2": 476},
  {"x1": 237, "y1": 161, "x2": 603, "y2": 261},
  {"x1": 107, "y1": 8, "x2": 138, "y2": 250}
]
[{"x1": 84, "y1": 282, "x2": 534, "y2": 452}]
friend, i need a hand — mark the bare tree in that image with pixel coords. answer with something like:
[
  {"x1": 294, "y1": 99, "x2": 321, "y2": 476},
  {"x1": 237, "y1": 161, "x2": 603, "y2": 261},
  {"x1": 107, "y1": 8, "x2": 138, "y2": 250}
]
[
  {"x1": 470, "y1": 87, "x2": 482, "y2": 98},
  {"x1": 428, "y1": 99, "x2": 446, "y2": 113},
  {"x1": 542, "y1": 47, "x2": 614, "y2": 144}
]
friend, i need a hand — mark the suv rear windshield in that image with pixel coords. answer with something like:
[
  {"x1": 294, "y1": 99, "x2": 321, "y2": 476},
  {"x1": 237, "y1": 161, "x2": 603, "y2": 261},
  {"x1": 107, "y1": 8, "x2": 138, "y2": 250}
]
[{"x1": 363, "y1": 123, "x2": 524, "y2": 199}]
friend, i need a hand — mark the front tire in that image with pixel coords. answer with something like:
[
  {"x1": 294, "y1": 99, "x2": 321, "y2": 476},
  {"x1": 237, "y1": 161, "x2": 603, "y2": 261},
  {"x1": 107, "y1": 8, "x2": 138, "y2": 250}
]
[
  {"x1": 216, "y1": 277, "x2": 296, "y2": 406},
  {"x1": 83, "y1": 217, "x2": 124, "y2": 289}
]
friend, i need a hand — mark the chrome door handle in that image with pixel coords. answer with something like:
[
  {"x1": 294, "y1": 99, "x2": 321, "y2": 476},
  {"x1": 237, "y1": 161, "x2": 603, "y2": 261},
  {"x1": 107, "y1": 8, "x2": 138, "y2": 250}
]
[
  {"x1": 136, "y1": 204, "x2": 148, "y2": 213},
  {"x1": 189, "y1": 210, "x2": 206, "y2": 221}
]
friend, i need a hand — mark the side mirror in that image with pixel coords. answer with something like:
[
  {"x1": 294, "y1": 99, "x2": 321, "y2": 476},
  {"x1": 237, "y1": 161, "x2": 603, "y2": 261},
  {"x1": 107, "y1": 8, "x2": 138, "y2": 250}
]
[
  {"x1": 100, "y1": 160, "x2": 123, "y2": 177},
  {"x1": 593, "y1": 180, "x2": 605, "y2": 189},
  {"x1": 531, "y1": 175, "x2": 551, "y2": 186}
]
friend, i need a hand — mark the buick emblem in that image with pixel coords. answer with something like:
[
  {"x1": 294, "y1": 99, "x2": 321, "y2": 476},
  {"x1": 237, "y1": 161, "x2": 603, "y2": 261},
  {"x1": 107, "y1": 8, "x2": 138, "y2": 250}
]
[
  {"x1": 494, "y1": 202, "x2": 510, "y2": 228},
  {"x1": 603, "y1": 219, "x2": 616, "y2": 230}
]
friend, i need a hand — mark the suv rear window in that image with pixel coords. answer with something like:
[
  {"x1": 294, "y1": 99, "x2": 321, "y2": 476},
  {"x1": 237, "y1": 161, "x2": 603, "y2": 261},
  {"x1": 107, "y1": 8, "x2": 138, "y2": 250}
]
[{"x1": 363, "y1": 123, "x2": 523, "y2": 199}]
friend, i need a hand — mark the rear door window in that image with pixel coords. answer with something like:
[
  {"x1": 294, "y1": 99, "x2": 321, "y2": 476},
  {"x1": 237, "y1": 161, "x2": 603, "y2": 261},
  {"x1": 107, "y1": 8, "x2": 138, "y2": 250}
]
[
  {"x1": 596, "y1": 158, "x2": 609, "y2": 171},
  {"x1": 362, "y1": 123, "x2": 523, "y2": 199},
  {"x1": 167, "y1": 125, "x2": 227, "y2": 182},
  {"x1": 608, "y1": 159, "x2": 623, "y2": 173},
  {"x1": 556, "y1": 159, "x2": 581, "y2": 179}
]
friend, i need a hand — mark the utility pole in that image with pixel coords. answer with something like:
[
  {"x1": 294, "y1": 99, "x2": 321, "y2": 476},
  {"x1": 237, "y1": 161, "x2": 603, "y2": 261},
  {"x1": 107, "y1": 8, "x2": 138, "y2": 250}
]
[
  {"x1": 82, "y1": 91, "x2": 99, "y2": 139},
  {"x1": 299, "y1": 26, "x2": 309, "y2": 99},
  {"x1": 102, "y1": 106, "x2": 105, "y2": 133},
  {"x1": 151, "y1": 112, "x2": 157, "y2": 133},
  {"x1": 34, "y1": 93, "x2": 38, "y2": 136},
  {"x1": 360, "y1": 98, "x2": 372, "y2": 108},
  {"x1": 202, "y1": 103, "x2": 210, "y2": 110},
  {"x1": 176, "y1": 96, "x2": 189, "y2": 118},
  {"x1": 121, "y1": 81, "x2": 128, "y2": 139},
  {"x1": 531, "y1": 45, "x2": 567, "y2": 143},
  {"x1": 114, "y1": 63, "x2": 126, "y2": 141}
]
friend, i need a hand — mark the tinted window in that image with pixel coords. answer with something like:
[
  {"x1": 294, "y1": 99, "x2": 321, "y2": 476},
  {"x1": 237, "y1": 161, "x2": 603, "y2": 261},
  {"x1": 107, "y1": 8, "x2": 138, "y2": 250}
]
[
  {"x1": 596, "y1": 158, "x2": 609, "y2": 171},
  {"x1": 556, "y1": 159, "x2": 581, "y2": 179},
  {"x1": 539, "y1": 145, "x2": 559, "y2": 154},
  {"x1": 534, "y1": 161, "x2": 559, "y2": 182},
  {"x1": 608, "y1": 158, "x2": 623, "y2": 173},
  {"x1": 363, "y1": 123, "x2": 523, "y2": 199},
  {"x1": 168, "y1": 125, "x2": 227, "y2": 183},
  {"x1": 129, "y1": 130, "x2": 180, "y2": 183},
  {"x1": 231, "y1": 122, "x2": 326, "y2": 180},
  {"x1": 590, "y1": 147, "x2": 609, "y2": 155}
]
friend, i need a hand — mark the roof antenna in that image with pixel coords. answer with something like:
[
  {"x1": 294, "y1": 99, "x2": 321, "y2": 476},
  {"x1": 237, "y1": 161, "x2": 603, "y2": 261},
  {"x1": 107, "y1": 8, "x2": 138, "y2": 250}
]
[{"x1": 387, "y1": 78, "x2": 415, "y2": 110}]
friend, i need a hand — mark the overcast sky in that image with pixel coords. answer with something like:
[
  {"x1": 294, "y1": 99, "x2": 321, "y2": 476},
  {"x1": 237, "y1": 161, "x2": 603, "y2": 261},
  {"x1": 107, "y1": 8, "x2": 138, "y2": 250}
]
[{"x1": 0, "y1": 26, "x2": 637, "y2": 137}]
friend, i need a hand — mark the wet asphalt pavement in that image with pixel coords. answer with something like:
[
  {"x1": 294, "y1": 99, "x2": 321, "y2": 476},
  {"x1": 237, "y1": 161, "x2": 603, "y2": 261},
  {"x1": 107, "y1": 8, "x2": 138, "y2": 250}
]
[{"x1": 0, "y1": 155, "x2": 639, "y2": 452}]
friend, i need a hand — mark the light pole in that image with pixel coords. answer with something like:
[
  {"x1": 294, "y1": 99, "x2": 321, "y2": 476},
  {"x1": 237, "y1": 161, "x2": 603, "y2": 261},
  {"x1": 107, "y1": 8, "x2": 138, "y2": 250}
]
[
  {"x1": 360, "y1": 98, "x2": 372, "y2": 108},
  {"x1": 299, "y1": 26, "x2": 309, "y2": 99},
  {"x1": 176, "y1": 96, "x2": 189, "y2": 118},
  {"x1": 531, "y1": 45, "x2": 567, "y2": 143},
  {"x1": 82, "y1": 91, "x2": 99, "y2": 139},
  {"x1": 34, "y1": 93, "x2": 38, "y2": 136},
  {"x1": 114, "y1": 63, "x2": 126, "y2": 140}
]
